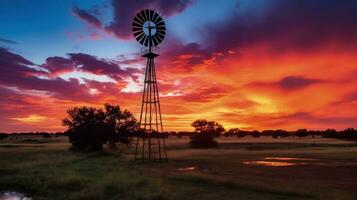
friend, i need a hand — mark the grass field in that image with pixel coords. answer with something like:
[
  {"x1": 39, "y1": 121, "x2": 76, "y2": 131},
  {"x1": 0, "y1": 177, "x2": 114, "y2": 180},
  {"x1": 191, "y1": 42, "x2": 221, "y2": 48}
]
[{"x1": 1, "y1": 135, "x2": 357, "y2": 200}]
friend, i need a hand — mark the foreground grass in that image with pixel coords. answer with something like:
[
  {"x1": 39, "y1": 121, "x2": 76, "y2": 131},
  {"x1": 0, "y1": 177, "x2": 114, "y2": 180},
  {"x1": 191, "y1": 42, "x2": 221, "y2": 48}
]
[
  {"x1": 1, "y1": 137, "x2": 357, "y2": 199},
  {"x1": 0, "y1": 146, "x2": 168, "y2": 200}
]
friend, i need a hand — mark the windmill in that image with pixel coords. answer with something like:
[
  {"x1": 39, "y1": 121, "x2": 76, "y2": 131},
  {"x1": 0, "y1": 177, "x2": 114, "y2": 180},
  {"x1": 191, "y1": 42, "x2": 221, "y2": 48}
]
[{"x1": 132, "y1": 9, "x2": 167, "y2": 161}]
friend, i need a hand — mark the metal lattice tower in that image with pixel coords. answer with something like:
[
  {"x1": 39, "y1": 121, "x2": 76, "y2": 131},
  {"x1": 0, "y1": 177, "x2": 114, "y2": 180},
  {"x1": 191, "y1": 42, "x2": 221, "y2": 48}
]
[{"x1": 132, "y1": 9, "x2": 167, "y2": 161}]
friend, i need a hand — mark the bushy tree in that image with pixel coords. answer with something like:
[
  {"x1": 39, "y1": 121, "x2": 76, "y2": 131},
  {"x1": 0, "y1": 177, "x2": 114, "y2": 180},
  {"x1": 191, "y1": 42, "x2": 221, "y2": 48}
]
[
  {"x1": 104, "y1": 104, "x2": 138, "y2": 147},
  {"x1": 0, "y1": 133, "x2": 8, "y2": 140},
  {"x1": 189, "y1": 119, "x2": 225, "y2": 148},
  {"x1": 63, "y1": 104, "x2": 138, "y2": 151}
]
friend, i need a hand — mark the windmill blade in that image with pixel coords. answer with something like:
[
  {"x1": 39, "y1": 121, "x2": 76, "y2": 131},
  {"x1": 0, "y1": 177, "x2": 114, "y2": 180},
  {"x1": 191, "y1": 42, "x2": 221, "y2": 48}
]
[
  {"x1": 134, "y1": 16, "x2": 144, "y2": 25},
  {"x1": 132, "y1": 21, "x2": 142, "y2": 28},
  {"x1": 133, "y1": 27, "x2": 142, "y2": 34},
  {"x1": 139, "y1": 35, "x2": 147, "y2": 45},
  {"x1": 136, "y1": 32, "x2": 145, "y2": 41},
  {"x1": 137, "y1": 11, "x2": 146, "y2": 22},
  {"x1": 156, "y1": 31, "x2": 166, "y2": 38},
  {"x1": 152, "y1": 35, "x2": 160, "y2": 46},
  {"x1": 144, "y1": 36, "x2": 149, "y2": 46},
  {"x1": 153, "y1": 34, "x2": 162, "y2": 42},
  {"x1": 149, "y1": 10, "x2": 155, "y2": 21},
  {"x1": 155, "y1": 18, "x2": 163, "y2": 23},
  {"x1": 155, "y1": 33, "x2": 164, "y2": 42},
  {"x1": 133, "y1": 31, "x2": 142, "y2": 38},
  {"x1": 156, "y1": 29, "x2": 166, "y2": 37},
  {"x1": 133, "y1": 30, "x2": 143, "y2": 36},
  {"x1": 133, "y1": 30, "x2": 144, "y2": 37},
  {"x1": 152, "y1": 12, "x2": 160, "y2": 24},
  {"x1": 156, "y1": 23, "x2": 166, "y2": 28},
  {"x1": 155, "y1": 36, "x2": 164, "y2": 44},
  {"x1": 144, "y1": 10, "x2": 150, "y2": 21},
  {"x1": 156, "y1": 21, "x2": 165, "y2": 27},
  {"x1": 156, "y1": 27, "x2": 166, "y2": 33},
  {"x1": 154, "y1": 15, "x2": 163, "y2": 24},
  {"x1": 132, "y1": 26, "x2": 143, "y2": 32},
  {"x1": 140, "y1": 10, "x2": 147, "y2": 21},
  {"x1": 156, "y1": 26, "x2": 166, "y2": 32}
]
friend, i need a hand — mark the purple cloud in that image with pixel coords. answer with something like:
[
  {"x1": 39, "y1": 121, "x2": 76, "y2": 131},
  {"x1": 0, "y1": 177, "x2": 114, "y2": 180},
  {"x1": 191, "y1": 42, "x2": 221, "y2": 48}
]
[
  {"x1": 0, "y1": 48, "x2": 138, "y2": 102},
  {"x1": 72, "y1": 6, "x2": 102, "y2": 28},
  {"x1": 0, "y1": 38, "x2": 17, "y2": 44},
  {"x1": 278, "y1": 76, "x2": 320, "y2": 90},
  {"x1": 205, "y1": 0, "x2": 357, "y2": 52},
  {"x1": 73, "y1": 0, "x2": 196, "y2": 39},
  {"x1": 247, "y1": 76, "x2": 322, "y2": 91},
  {"x1": 42, "y1": 52, "x2": 141, "y2": 81}
]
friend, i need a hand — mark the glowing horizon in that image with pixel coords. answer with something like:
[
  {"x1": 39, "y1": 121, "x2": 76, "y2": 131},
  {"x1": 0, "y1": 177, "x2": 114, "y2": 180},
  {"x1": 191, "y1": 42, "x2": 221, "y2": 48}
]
[{"x1": 1, "y1": 0, "x2": 357, "y2": 132}]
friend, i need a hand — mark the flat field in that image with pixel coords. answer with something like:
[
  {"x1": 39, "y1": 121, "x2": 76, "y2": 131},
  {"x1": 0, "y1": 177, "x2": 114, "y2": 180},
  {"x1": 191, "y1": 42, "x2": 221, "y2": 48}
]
[{"x1": 1, "y1": 135, "x2": 357, "y2": 200}]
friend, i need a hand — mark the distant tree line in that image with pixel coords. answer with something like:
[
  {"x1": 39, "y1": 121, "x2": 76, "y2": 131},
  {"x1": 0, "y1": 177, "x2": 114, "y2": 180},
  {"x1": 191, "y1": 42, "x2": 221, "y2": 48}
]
[
  {"x1": 2, "y1": 127, "x2": 357, "y2": 143},
  {"x1": 1, "y1": 127, "x2": 357, "y2": 143},
  {"x1": 0, "y1": 132, "x2": 64, "y2": 139},
  {"x1": 166, "y1": 128, "x2": 357, "y2": 141},
  {"x1": 2, "y1": 109, "x2": 357, "y2": 152}
]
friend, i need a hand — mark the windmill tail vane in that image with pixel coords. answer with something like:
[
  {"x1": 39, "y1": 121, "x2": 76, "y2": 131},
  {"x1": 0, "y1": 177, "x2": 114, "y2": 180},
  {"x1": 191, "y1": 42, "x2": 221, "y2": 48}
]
[{"x1": 132, "y1": 9, "x2": 167, "y2": 161}]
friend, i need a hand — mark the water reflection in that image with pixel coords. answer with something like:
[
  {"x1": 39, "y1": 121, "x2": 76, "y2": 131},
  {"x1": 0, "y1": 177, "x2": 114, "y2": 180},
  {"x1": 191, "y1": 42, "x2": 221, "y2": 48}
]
[
  {"x1": 243, "y1": 157, "x2": 314, "y2": 167},
  {"x1": 0, "y1": 191, "x2": 32, "y2": 200},
  {"x1": 243, "y1": 161, "x2": 307, "y2": 166},
  {"x1": 264, "y1": 157, "x2": 316, "y2": 161},
  {"x1": 177, "y1": 166, "x2": 196, "y2": 171}
]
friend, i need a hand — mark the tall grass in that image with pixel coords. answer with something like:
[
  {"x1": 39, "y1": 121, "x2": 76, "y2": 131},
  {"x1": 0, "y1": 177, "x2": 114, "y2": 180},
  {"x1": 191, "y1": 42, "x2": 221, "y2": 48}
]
[{"x1": 0, "y1": 147, "x2": 169, "y2": 200}]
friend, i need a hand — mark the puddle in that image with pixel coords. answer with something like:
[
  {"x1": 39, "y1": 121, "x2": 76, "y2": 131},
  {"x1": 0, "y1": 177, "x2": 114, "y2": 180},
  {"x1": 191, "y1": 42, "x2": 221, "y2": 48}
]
[
  {"x1": 177, "y1": 166, "x2": 196, "y2": 171},
  {"x1": 243, "y1": 157, "x2": 314, "y2": 167},
  {"x1": 0, "y1": 191, "x2": 32, "y2": 200},
  {"x1": 243, "y1": 161, "x2": 307, "y2": 166},
  {"x1": 264, "y1": 157, "x2": 316, "y2": 161}
]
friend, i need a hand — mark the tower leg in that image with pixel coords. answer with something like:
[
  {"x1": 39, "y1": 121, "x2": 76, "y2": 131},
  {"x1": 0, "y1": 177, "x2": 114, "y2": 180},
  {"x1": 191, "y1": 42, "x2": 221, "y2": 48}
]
[{"x1": 135, "y1": 56, "x2": 167, "y2": 161}]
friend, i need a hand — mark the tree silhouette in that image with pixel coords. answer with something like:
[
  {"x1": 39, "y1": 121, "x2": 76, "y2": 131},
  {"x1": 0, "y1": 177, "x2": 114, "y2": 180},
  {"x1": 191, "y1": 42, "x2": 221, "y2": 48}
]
[
  {"x1": 0, "y1": 133, "x2": 8, "y2": 140},
  {"x1": 189, "y1": 119, "x2": 225, "y2": 148},
  {"x1": 63, "y1": 106, "x2": 108, "y2": 151},
  {"x1": 63, "y1": 104, "x2": 138, "y2": 151},
  {"x1": 296, "y1": 129, "x2": 308, "y2": 138},
  {"x1": 104, "y1": 103, "x2": 138, "y2": 148},
  {"x1": 191, "y1": 119, "x2": 225, "y2": 136},
  {"x1": 227, "y1": 128, "x2": 240, "y2": 137}
]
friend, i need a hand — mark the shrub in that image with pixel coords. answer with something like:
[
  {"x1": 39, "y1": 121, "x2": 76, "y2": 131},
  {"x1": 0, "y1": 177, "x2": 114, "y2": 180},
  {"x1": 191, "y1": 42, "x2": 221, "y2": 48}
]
[
  {"x1": 189, "y1": 119, "x2": 224, "y2": 148},
  {"x1": 189, "y1": 133, "x2": 218, "y2": 148}
]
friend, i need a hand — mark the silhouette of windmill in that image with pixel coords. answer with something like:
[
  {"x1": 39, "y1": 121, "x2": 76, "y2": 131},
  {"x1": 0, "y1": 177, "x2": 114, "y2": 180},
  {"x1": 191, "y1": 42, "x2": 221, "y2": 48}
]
[{"x1": 132, "y1": 9, "x2": 167, "y2": 161}]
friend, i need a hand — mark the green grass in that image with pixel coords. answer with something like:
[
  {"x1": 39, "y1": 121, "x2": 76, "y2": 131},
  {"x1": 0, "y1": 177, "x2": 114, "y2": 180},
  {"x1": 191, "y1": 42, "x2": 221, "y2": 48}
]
[
  {"x1": 227, "y1": 142, "x2": 357, "y2": 150},
  {"x1": 14, "y1": 138, "x2": 55, "y2": 143},
  {"x1": 168, "y1": 174, "x2": 316, "y2": 199},
  {"x1": 0, "y1": 147, "x2": 168, "y2": 200},
  {"x1": 1, "y1": 136, "x2": 357, "y2": 199}
]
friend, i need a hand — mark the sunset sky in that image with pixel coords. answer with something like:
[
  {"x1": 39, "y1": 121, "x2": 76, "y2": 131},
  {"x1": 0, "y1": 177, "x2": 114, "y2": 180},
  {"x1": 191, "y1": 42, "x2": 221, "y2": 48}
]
[{"x1": 1, "y1": 0, "x2": 357, "y2": 132}]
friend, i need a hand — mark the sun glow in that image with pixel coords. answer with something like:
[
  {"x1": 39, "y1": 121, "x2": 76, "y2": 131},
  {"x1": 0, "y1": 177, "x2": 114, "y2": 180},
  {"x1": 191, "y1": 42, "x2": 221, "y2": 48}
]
[
  {"x1": 247, "y1": 95, "x2": 279, "y2": 114},
  {"x1": 12, "y1": 114, "x2": 47, "y2": 123}
]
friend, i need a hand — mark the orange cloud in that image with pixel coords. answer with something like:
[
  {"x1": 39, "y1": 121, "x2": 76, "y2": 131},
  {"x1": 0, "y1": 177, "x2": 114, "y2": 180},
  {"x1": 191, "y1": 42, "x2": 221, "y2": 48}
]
[
  {"x1": 12, "y1": 114, "x2": 47, "y2": 123},
  {"x1": 2, "y1": 38, "x2": 357, "y2": 132}
]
